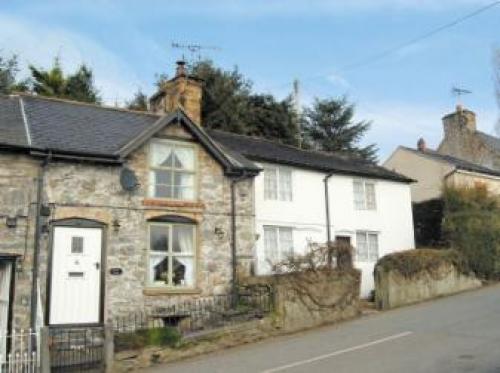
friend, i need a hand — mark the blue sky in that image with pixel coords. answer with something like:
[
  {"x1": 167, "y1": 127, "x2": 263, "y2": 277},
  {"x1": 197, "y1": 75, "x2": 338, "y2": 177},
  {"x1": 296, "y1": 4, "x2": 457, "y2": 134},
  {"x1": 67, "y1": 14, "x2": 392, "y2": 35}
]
[{"x1": 0, "y1": 0, "x2": 499, "y2": 160}]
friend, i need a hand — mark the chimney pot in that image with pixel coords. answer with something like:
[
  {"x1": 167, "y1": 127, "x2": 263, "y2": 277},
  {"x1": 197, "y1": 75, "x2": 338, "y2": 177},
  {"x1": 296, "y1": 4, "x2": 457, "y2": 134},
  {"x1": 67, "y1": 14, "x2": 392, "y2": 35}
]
[
  {"x1": 417, "y1": 137, "x2": 426, "y2": 152},
  {"x1": 175, "y1": 60, "x2": 186, "y2": 77}
]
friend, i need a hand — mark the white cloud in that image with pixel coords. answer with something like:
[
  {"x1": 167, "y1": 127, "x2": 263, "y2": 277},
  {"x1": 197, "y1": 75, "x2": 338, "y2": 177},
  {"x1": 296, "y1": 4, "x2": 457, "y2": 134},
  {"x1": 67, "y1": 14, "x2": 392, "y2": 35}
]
[{"x1": 0, "y1": 13, "x2": 147, "y2": 105}]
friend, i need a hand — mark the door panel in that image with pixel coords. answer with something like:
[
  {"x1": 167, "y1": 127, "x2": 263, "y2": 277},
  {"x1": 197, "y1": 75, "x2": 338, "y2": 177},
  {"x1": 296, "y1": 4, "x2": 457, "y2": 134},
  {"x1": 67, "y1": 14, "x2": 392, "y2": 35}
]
[
  {"x1": 50, "y1": 227, "x2": 102, "y2": 325},
  {"x1": 0, "y1": 262, "x2": 12, "y2": 356}
]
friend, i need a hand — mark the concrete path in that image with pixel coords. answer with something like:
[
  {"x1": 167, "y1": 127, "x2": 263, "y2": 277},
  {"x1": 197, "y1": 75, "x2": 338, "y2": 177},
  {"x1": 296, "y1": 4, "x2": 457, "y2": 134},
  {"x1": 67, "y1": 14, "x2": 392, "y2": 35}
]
[{"x1": 147, "y1": 284, "x2": 500, "y2": 373}]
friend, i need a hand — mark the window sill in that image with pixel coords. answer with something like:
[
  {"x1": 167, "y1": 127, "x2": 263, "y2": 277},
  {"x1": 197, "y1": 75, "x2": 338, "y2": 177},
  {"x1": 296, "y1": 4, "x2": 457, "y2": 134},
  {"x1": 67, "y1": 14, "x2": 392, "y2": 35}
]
[
  {"x1": 143, "y1": 287, "x2": 201, "y2": 296},
  {"x1": 143, "y1": 198, "x2": 205, "y2": 209}
]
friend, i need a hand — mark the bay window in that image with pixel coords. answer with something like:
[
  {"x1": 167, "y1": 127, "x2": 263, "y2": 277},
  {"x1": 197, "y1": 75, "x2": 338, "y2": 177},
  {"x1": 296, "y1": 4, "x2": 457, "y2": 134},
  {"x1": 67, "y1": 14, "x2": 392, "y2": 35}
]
[
  {"x1": 149, "y1": 140, "x2": 196, "y2": 200},
  {"x1": 148, "y1": 223, "x2": 196, "y2": 287}
]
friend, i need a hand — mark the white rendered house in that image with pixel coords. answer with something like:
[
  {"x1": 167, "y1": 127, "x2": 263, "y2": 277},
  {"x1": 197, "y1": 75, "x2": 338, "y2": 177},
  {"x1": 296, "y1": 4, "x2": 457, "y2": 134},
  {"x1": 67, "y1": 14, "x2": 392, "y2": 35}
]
[{"x1": 209, "y1": 131, "x2": 416, "y2": 298}]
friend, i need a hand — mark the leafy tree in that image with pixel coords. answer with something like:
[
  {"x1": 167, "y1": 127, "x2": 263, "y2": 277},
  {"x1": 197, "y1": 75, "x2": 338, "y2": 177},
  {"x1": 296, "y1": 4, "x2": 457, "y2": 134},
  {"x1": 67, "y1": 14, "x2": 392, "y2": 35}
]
[
  {"x1": 303, "y1": 97, "x2": 378, "y2": 162},
  {"x1": 188, "y1": 60, "x2": 299, "y2": 145},
  {"x1": 28, "y1": 58, "x2": 101, "y2": 103},
  {"x1": 126, "y1": 89, "x2": 148, "y2": 111},
  {"x1": 0, "y1": 54, "x2": 28, "y2": 94}
]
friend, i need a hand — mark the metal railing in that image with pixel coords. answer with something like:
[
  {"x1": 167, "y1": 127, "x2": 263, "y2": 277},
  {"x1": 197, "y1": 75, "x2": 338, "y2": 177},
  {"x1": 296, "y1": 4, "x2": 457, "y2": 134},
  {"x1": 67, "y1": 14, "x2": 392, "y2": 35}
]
[
  {"x1": 0, "y1": 328, "x2": 39, "y2": 373},
  {"x1": 113, "y1": 286, "x2": 273, "y2": 337},
  {"x1": 49, "y1": 326, "x2": 104, "y2": 372}
]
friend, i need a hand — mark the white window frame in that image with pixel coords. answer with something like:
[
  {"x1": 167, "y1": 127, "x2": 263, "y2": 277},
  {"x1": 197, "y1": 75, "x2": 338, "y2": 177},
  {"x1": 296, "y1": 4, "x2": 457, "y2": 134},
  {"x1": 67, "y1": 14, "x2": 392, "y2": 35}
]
[
  {"x1": 353, "y1": 179, "x2": 377, "y2": 210},
  {"x1": 355, "y1": 231, "x2": 379, "y2": 262},
  {"x1": 148, "y1": 139, "x2": 197, "y2": 200},
  {"x1": 264, "y1": 166, "x2": 293, "y2": 201},
  {"x1": 147, "y1": 222, "x2": 196, "y2": 288},
  {"x1": 263, "y1": 226, "x2": 294, "y2": 264}
]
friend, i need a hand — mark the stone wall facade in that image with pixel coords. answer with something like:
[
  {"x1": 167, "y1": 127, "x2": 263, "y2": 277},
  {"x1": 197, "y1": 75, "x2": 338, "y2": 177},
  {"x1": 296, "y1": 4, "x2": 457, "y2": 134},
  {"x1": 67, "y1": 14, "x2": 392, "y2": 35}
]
[
  {"x1": 0, "y1": 121, "x2": 256, "y2": 329},
  {"x1": 438, "y1": 107, "x2": 500, "y2": 171}
]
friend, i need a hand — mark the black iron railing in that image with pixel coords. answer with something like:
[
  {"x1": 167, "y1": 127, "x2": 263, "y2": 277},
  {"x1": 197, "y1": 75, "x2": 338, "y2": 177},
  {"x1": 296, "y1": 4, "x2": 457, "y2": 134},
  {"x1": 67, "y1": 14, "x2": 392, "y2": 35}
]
[
  {"x1": 49, "y1": 326, "x2": 105, "y2": 372},
  {"x1": 113, "y1": 286, "x2": 273, "y2": 338}
]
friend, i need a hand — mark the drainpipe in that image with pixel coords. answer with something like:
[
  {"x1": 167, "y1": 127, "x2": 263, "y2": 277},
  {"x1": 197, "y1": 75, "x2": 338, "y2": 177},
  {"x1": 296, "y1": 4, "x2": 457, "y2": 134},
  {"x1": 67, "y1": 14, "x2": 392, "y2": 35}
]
[
  {"x1": 230, "y1": 171, "x2": 250, "y2": 306},
  {"x1": 324, "y1": 172, "x2": 334, "y2": 266},
  {"x1": 30, "y1": 153, "x2": 50, "y2": 330}
]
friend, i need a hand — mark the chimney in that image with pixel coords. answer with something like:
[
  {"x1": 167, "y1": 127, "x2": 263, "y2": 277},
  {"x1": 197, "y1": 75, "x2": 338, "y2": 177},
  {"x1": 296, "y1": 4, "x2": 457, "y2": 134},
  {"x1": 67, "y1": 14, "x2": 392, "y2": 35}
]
[
  {"x1": 150, "y1": 61, "x2": 203, "y2": 125},
  {"x1": 417, "y1": 137, "x2": 426, "y2": 152},
  {"x1": 442, "y1": 105, "x2": 477, "y2": 138}
]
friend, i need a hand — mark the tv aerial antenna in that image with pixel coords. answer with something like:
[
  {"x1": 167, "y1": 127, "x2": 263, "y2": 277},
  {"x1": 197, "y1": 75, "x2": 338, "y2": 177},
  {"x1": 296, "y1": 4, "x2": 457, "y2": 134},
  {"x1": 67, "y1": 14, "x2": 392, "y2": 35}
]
[
  {"x1": 171, "y1": 42, "x2": 221, "y2": 62},
  {"x1": 451, "y1": 86, "x2": 472, "y2": 106}
]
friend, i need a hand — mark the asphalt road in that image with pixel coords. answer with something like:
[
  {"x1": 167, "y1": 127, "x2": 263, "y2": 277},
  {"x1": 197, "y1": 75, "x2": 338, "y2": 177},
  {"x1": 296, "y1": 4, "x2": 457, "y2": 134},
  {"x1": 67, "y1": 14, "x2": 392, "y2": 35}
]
[{"x1": 147, "y1": 284, "x2": 500, "y2": 373}]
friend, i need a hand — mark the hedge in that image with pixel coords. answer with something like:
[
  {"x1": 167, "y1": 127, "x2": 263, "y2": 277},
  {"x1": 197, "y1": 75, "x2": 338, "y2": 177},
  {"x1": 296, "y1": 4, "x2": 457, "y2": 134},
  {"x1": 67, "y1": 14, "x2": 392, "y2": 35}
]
[{"x1": 375, "y1": 249, "x2": 470, "y2": 279}]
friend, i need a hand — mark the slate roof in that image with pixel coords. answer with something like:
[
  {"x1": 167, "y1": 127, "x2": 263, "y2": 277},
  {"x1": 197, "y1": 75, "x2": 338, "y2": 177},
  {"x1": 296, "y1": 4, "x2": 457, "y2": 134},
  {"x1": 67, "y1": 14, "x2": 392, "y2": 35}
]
[
  {"x1": 0, "y1": 96, "x2": 29, "y2": 147},
  {"x1": 208, "y1": 130, "x2": 413, "y2": 182},
  {"x1": 401, "y1": 146, "x2": 500, "y2": 177},
  {"x1": 0, "y1": 94, "x2": 411, "y2": 182},
  {"x1": 477, "y1": 131, "x2": 500, "y2": 154}
]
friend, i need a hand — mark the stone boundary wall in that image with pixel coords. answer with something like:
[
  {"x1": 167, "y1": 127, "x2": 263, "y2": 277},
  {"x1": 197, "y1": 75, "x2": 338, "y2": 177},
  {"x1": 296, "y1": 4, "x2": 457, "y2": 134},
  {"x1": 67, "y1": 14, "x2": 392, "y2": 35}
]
[
  {"x1": 375, "y1": 262, "x2": 481, "y2": 310},
  {"x1": 243, "y1": 268, "x2": 361, "y2": 332},
  {"x1": 112, "y1": 268, "x2": 361, "y2": 371}
]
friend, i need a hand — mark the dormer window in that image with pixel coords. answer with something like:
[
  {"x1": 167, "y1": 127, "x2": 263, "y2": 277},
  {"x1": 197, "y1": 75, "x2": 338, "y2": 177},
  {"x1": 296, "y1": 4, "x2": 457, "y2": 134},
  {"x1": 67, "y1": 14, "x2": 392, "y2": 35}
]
[{"x1": 149, "y1": 140, "x2": 196, "y2": 200}]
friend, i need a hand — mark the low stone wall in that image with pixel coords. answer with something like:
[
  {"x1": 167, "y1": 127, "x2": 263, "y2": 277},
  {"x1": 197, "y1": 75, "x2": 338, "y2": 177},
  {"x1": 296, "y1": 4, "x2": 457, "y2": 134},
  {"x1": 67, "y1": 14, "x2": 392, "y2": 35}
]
[
  {"x1": 112, "y1": 268, "x2": 361, "y2": 371},
  {"x1": 375, "y1": 262, "x2": 481, "y2": 309},
  {"x1": 244, "y1": 268, "x2": 361, "y2": 332}
]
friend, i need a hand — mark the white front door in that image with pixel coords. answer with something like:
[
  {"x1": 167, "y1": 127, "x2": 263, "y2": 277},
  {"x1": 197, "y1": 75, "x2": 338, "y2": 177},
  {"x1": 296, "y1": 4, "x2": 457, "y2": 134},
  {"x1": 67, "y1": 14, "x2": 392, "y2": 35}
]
[
  {"x1": 50, "y1": 227, "x2": 102, "y2": 325},
  {"x1": 0, "y1": 261, "x2": 12, "y2": 357}
]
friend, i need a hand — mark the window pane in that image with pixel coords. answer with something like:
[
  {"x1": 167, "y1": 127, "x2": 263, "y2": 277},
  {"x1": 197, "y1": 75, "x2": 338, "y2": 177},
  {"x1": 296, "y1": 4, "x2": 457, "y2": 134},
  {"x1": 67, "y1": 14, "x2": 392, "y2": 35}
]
[
  {"x1": 150, "y1": 254, "x2": 169, "y2": 283},
  {"x1": 174, "y1": 147, "x2": 195, "y2": 170},
  {"x1": 264, "y1": 167, "x2": 278, "y2": 200},
  {"x1": 356, "y1": 232, "x2": 368, "y2": 261},
  {"x1": 279, "y1": 227, "x2": 293, "y2": 260},
  {"x1": 71, "y1": 236, "x2": 84, "y2": 254},
  {"x1": 279, "y1": 169, "x2": 292, "y2": 201},
  {"x1": 174, "y1": 172, "x2": 194, "y2": 187},
  {"x1": 151, "y1": 143, "x2": 173, "y2": 167},
  {"x1": 173, "y1": 225, "x2": 194, "y2": 253},
  {"x1": 150, "y1": 226, "x2": 169, "y2": 252},
  {"x1": 172, "y1": 257, "x2": 194, "y2": 287},
  {"x1": 353, "y1": 181, "x2": 365, "y2": 210},
  {"x1": 151, "y1": 170, "x2": 172, "y2": 198},
  {"x1": 365, "y1": 183, "x2": 376, "y2": 210},
  {"x1": 155, "y1": 170, "x2": 172, "y2": 185},
  {"x1": 368, "y1": 233, "x2": 379, "y2": 261},
  {"x1": 155, "y1": 185, "x2": 172, "y2": 198},
  {"x1": 264, "y1": 226, "x2": 278, "y2": 263}
]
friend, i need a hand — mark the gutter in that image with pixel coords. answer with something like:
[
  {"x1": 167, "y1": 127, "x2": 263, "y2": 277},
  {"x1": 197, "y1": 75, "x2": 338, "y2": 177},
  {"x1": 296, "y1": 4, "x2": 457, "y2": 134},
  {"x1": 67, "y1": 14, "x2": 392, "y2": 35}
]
[
  {"x1": 30, "y1": 151, "x2": 51, "y2": 330},
  {"x1": 229, "y1": 170, "x2": 252, "y2": 305}
]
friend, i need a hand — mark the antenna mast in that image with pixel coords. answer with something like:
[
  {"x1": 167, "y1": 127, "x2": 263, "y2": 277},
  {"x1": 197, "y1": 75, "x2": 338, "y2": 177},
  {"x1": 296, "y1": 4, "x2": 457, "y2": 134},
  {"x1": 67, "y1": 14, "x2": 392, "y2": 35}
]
[
  {"x1": 293, "y1": 79, "x2": 303, "y2": 148},
  {"x1": 451, "y1": 86, "x2": 472, "y2": 107},
  {"x1": 171, "y1": 42, "x2": 221, "y2": 63}
]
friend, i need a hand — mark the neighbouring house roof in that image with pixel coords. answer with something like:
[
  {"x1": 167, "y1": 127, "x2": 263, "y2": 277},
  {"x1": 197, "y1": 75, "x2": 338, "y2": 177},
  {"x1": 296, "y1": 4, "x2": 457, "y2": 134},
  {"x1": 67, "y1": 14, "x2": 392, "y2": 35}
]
[
  {"x1": 0, "y1": 94, "x2": 411, "y2": 182},
  {"x1": 400, "y1": 146, "x2": 500, "y2": 178},
  {"x1": 208, "y1": 129, "x2": 413, "y2": 182},
  {"x1": 476, "y1": 131, "x2": 500, "y2": 154}
]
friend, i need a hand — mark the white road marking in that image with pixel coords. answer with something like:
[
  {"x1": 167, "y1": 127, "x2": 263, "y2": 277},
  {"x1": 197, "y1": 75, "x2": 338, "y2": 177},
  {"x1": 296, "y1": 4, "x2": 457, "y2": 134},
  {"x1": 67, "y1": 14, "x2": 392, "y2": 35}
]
[{"x1": 261, "y1": 331, "x2": 413, "y2": 373}]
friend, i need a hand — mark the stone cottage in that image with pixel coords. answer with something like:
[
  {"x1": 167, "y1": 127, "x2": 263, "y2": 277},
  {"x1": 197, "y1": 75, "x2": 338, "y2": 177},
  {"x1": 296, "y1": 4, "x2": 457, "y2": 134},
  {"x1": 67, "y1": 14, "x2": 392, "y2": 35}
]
[
  {"x1": 384, "y1": 106, "x2": 500, "y2": 202},
  {"x1": 438, "y1": 105, "x2": 500, "y2": 171},
  {"x1": 0, "y1": 62, "x2": 414, "y2": 334}
]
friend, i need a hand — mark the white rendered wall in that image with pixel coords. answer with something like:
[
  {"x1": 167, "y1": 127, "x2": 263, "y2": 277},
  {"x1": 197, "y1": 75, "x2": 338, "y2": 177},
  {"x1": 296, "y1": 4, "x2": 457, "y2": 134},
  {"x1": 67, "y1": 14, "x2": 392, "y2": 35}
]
[{"x1": 253, "y1": 162, "x2": 415, "y2": 298}]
